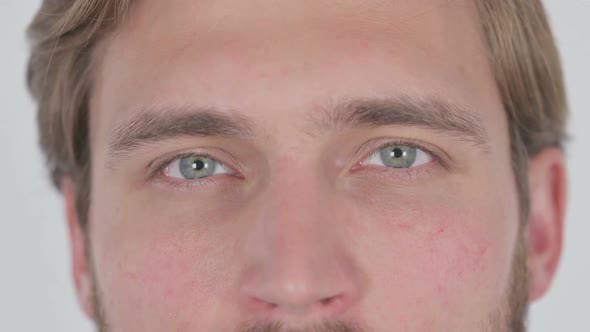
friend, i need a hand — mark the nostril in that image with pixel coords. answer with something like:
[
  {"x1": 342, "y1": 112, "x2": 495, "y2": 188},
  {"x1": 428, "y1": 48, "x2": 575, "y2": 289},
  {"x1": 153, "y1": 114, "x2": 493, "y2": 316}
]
[
  {"x1": 320, "y1": 297, "x2": 333, "y2": 306},
  {"x1": 251, "y1": 296, "x2": 278, "y2": 311},
  {"x1": 319, "y1": 295, "x2": 340, "y2": 307}
]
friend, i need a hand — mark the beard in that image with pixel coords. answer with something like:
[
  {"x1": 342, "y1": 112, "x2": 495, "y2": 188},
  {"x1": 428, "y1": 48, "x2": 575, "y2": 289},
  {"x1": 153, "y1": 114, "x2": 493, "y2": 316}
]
[{"x1": 89, "y1": 229, "x2": 529, "y2": 332}]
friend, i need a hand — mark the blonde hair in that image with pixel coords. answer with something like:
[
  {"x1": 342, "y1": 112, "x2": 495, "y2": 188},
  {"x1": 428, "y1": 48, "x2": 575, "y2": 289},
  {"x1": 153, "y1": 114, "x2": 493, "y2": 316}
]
[{"x1": 27, "y1": 0, "x2": 568, "y2": 227}]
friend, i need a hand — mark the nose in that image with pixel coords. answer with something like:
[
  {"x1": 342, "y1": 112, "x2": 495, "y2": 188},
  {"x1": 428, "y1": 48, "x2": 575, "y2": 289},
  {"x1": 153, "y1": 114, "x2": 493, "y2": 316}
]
[{"x1": 238, "y1": 164, "x2": 363, "y2": 321}]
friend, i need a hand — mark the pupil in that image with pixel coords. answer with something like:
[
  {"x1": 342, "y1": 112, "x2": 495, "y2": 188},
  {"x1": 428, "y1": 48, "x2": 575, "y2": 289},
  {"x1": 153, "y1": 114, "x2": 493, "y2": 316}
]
[
  {"x1": 392, "y1": 148, "x2": 404, "y2": 158},
  {"x1": 193, "y1": 159, "x2": 205, "y2": 170}
]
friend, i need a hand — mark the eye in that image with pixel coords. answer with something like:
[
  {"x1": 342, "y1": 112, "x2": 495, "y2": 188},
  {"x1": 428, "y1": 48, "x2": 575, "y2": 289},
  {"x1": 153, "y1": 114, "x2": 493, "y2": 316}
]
[
  {"x1": 163, "y1": 155, "x2": 231, "y2": 179},
  {"x1": 363, "y1": 144, "x2": 432, "y2": 169}
]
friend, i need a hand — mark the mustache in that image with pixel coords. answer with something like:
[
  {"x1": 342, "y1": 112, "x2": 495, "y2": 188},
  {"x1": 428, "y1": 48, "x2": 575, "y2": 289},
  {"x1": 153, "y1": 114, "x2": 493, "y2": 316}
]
[{"x1": 237, "y1": 320, "x2": 366, "y2": 332}]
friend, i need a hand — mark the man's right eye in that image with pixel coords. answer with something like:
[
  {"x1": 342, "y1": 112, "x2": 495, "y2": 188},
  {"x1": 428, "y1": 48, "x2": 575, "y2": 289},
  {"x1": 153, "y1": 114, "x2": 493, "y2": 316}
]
[{"x1": 164, "y1": 155, "x2": 232, "y2": 180}]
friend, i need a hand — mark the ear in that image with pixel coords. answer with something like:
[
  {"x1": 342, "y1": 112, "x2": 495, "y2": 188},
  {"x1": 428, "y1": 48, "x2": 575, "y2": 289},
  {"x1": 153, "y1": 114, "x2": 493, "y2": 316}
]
[
  {"x1": 62, "y1": 177, "x2": 97, "y2": 320},
  {"x1": 526, "y1": 147, "x2": 567, "y2": 301}
]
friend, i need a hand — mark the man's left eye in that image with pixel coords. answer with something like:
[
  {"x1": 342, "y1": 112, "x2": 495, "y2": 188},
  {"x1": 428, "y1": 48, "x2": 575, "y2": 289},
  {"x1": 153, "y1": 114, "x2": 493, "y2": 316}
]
[
  {"x1": 363, "y1": 145, "x2": 432, "y2": 169},
  {"x1": 164, "y1": 155, "x2": 231, "y2": 179}
]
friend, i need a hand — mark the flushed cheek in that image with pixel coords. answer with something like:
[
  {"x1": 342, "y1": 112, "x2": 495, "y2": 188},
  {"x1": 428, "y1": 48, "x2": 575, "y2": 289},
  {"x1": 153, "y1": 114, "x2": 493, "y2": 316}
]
[
  {"x1": 389, "y1": 221, "x2": 492, "y2": 294},
  {"x1": 94, "y1": 222, "x2": 236, "y2": 330},
  {"x1": 347, "y1": 196, "x2": 506, "y2": 326},
  {"x1": 89, "y1": 178, "x2": 252, "y2": 328}
]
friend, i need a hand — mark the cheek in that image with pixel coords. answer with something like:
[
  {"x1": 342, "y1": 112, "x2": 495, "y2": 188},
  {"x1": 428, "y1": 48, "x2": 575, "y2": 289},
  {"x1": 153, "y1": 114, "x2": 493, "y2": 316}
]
[
  {"x1": 346, "y1": 185, "x2": 515, "y2": 319},
  {"x1": 381, "y1": 212, "x2": 493, "y2": 301},
  {"x1": 89, "y1": 190, "x2": 239, "y2": 328}
]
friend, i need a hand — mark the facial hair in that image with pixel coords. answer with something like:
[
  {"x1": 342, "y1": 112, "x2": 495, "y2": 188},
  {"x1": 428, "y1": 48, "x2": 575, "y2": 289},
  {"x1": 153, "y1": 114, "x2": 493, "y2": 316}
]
[{"x1": 89, "y1": 229, "x2": 529, "y2": 332}]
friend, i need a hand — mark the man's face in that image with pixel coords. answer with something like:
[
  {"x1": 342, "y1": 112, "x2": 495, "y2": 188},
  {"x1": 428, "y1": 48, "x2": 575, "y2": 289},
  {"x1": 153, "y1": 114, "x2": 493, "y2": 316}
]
[{"x1": 83, "y1": 0, "x2": 528, "y2": 330}]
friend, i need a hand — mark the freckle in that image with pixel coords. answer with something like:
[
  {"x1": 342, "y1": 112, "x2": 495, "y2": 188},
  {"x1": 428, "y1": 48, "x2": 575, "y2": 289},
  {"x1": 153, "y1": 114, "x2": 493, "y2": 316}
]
[
  {"x1": 435, "y1": 282, "x2": 450, "y2": 305},
  {"x1": 476, "y1": 245, "x2": 489, "y2": 259},
  {"x1": 472, "y1": 243, "x2": 490, "y2": 273},
  {"x1": 165, "y1": 286, "x2": 174, "y2": 297},
  {"x1": 395, "y1": 223, "x2": 414, "y2": 232},
  {"x1": 256, "y1": 72, "x2": 269, "y2": 79},
  {"x1": 123, "y1": 270, "x2": 139, "y2": 281},
  {"x1": 429, "y1": 224, "x2": 448, "y2": 237},
  {"x1": 278, "y1": 67, "x2": 293, "y2": 77}
]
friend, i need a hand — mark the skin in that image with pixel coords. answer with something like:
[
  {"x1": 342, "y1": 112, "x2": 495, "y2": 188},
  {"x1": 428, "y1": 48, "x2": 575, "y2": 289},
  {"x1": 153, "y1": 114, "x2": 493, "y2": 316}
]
[{"x1": 63, "y1": 0, "x2": 567, "y2": 331}]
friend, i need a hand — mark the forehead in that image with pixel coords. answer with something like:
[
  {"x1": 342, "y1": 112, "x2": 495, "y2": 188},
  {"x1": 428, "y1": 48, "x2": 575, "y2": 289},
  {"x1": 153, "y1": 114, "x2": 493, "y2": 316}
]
[{"x1": 91, "y1": 0, "x2": 504, "y2": 143}]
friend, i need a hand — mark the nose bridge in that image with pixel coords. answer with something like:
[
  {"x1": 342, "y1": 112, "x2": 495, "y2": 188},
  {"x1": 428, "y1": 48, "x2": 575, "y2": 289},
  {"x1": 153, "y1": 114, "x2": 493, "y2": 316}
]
[
  {"x1": 239, "y1": 157, "x2": 361, "y2": 319},
  {"x1": 263, "y1": 158, "x2": 334, "y2": 275}
]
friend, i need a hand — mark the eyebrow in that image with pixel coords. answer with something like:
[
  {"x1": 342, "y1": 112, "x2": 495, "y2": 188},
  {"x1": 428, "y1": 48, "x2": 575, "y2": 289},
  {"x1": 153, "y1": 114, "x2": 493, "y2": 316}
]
[
  {"x1": 313, "y1": 96, "x2": 489, "y2": 149},
  {"x1": 108, "y1": 96, "x2": 489, "y2": 164},
  {"x1": 109, "y1": 106, "x2": 254, "y2": 154}
]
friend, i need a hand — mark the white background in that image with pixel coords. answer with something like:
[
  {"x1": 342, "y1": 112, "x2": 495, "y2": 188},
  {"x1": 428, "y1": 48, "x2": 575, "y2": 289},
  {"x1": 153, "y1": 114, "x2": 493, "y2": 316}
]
[{"x1": 0, "y1": 1, "x2": 588, "y2": 331}]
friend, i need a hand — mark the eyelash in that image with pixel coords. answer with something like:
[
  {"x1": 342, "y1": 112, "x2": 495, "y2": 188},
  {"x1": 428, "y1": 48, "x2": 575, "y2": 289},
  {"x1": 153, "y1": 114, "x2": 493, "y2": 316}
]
[
  {"x1": 361, "y1": 138, "x2": 445, "y2": 168},
  {"x1": 149, "y1": 138, "x2": 445, "y2": 190},
  {"x1": 351, "y1": 138, "x2": 446, "y2": 181},
  {"x1": 148, "y1": 151, "x2": 237, "y2": 191}
]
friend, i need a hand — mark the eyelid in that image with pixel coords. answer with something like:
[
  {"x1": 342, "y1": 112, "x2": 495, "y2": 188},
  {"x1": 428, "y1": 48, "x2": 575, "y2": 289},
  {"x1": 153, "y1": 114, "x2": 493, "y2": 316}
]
[
  {"x1": 148, "y1": 149, "x2": 239, "y2": 181},
  {"x1": 147, "y1": 139, "x2": 448, "y2": 186},
  {"x1": 163, "y1": 155, "x2": 232, "y2": 179},
  {"x1": 352, "y1": 137, "x2": 450, "y2": 171}
]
